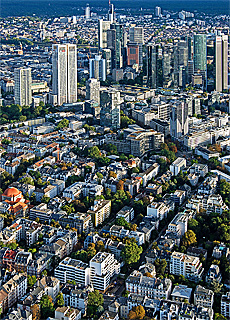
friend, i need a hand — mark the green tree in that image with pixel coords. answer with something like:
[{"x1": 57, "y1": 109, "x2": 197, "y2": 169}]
[
  {"x1": 116, "y1": 217, "x2": 130, "y2": 229},
  {"x1": 154, "y1": 258, "x2": 167, "y2": 275},
  {"x1": 88, "y1": 146, "x2": 100, "y2": 158},
  {"x1": 87, "y1": 290, "x2": 104, "y2": 317},
  {"x1": 96, "y1": 240, "x2": 105, "y2": 252},
  {"x1": 87, "y1": 243, "x2": 97, "y2": 260},
  {"x1": 181, "y1": 230, "x2": 197, "y2": 248},
  {"x1": 121, "y1": 239, "x2": 143, "y2": 265},
  {"x1": 41, "y1": 196, "x2": 50, "y2": 204},
  {"x1": 210, "y1": 280, "x2": 223, "y2": 294},
  {"x1": 215, "y1": 314, "x2": 227, "y2": 320},
  {"x1": 56, "y1": 292, "x2": 64, "y2": 307},
  {"x1": 40, "y1": 295, "x2": 55, "y2": 319},
  {"x1": 56, "y1": 119, "x2": 69, "y2": 129},
  {"x1": 27, "y1": 275, "x2": 37, "y2": 287}
]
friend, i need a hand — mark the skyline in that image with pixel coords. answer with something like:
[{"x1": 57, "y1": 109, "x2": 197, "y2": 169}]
[{"x1": 0, "y1": 0, "x2": 229, "y2": 17}]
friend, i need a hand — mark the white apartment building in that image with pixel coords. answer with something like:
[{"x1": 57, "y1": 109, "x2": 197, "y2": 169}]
[
  {"x1": 90, "y1": 252, "x2": 120, "y2": 292},
  {"x1": 147, "y1": 202, "x2": 169, "y2": 221},
  {"x1": 186, "y1": 194, "x2": 228, "y2": 214},
  {"x1": 166, "y1": 213, "x2": 188, "y2": 237},
  {"x1": 87, "y1": 200, "x2": 111, "y2": 227},
  {"x1": 126, "y1": 271, "x2": 172, "y2": 300},
  {"x1": 170, "y1": 252, "x2": 204, "y2": 281},
  {"x1": 189, "y1": 163, "x2": 208, "y2": 177},
  {"x1": 116, "y1": 206, "x2": 134, "y2": 223},
  {"x1": 194, "y1": 285, "x2": 214, "y2": 309},
  {"x1": 221, "y1": 292, "x2": 230, "y2": 319},
  {"x1": 170, "y1": 158, "x2": 187, "y2": 176},
  {"x1": 62, "y1": 182, "x2": 83, "y2": 200},
  {"x1": 54, "y1": 257, "x2": 90, "y2": 286}
]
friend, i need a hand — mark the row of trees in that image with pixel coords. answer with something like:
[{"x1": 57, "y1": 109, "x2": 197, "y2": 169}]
[{"x1": 0, "y1": 102, "x2": 52, "y2": 125}]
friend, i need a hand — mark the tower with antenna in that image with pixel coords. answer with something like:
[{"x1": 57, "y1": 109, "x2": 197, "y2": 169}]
[{"x1": 108, "y1": 0, "x2": 115, "y2": 23}]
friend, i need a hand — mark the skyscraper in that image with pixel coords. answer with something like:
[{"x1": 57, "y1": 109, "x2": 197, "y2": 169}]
[
  {"x1": 98, "y1": 19, "x2": 111, "y2": 50},
  {"x1": 170, "y1": 102, "x2": 189, "y2": 138},
  {"x1": 193, "y1": 34, "x2": 207, "y2": 88},
  {"x1": 129, "y1": 27, "x2": 144, "y2": 66},
  {"x1": 147, "y1": 44, "x2": 163, "y2": 88},
  {"x1": 86, "y1": 78, "x2": 100, "y2": 104},
  {"x1": 102, "y1": 49, "x2": 112, "y2": 75},
  {"x1": 129, "y1": 27, "x2": 144, "y2": 44},
  {"x1": 108, "y1": 1, "x2": 115, "y2": 23},
  {"x1": 52, "y1": 44, "x2": 77, "y2": 105},
  {"x1": 100, "y1": 89, "x2": 121, "y2": 129},
  {"x1": 89, "y1": 55, "x2": 106, "y2": 81},
  {"x1": 173, "y1": 40, "x2": 188, "y2": 87},
  {"x1": 214, "y1": 35, "x2": 228, "y2": 92},
  {"x1": 14, "y1": 67, "x2": 32, "y2": 106},
  {"x1": 127, "y1": 44, "x2": 139, "y2": 66},
  {"x1": 107, "y1": 23, "x2": 123, "y2": 69},
  {"x1": 85, "y1": 4, "x2": 90, "y2": 21},
  {"x1": 155, "y1": 6, "x2": 161, "y2": 17}
]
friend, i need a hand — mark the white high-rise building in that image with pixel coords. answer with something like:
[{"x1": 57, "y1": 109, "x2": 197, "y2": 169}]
[
  {"x1": 52, "y1": 44, "x2": 77, "y2": 106},
  {"x1": 170, "y1": 252, "x2": 204, "y2": 281},
  {"x1": 86, "y1": 78, "x2": 100, "y2": 103},
  {"x1": 90, "y1": 252, "x2": 120, "y2": 291},
  {"x1": 155, "y1": 6, "x2": 161, "y2": 17},
  {"x1": 14, "y1": 67, "x2": 32, "y2": 106},
  {"x1": 85, "y1": 4, "x2": 90, "y2": 21},
  {"x1": 98, "y1": 19, "x2": 111, "y2": 49},
  {"x1": 214, "y1": 35, "x2": 228, "y2": 92},
  {"x1": 108, "y1": 2, "x2": 115, "y2": 23},
  {"x1": 54, "y1": 257, "x2": 91, "y2": 286},
  {"x1": 89, "y1": 55, "x2": 106, "y2": 81}
]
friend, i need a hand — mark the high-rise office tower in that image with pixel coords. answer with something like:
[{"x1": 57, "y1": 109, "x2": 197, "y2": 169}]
[
  {"x1": 89, "y1": 55, "x2": 106, "y2": 81},
  {"x1": 52, "y1": 44, "x2": 77, "y2": 106},
  {"x1": 163, "y1": 52, "x2": 171, "y2": 80},
  {"x1": 86, "y1": 78, "x2": 100, "y2": 104},
  {"x1": 98, "y1": 19, "x2": 111, "y2": 50},
  {"x1": 127, "y1": 44, "x2": 139, "y2": 66},
  {"x1": 85, "y1": 4, "x2": 90, "y2": 21},
  {"x1": 129, "y1": 27, "x2": 144, "y2": 66},
  {"x1": 14, "y1": 67, "x2": 32, "y2": 106},
  {"x1": 173, "y1": 40, "x2": 188, "y2": 87},
  {"x1": 187, "y1": 36, "x2": 193, "y2": 61},
  {"x1": 214, "y1": 35, "x2": 228, "y2": 92},
  {"x1": 155, "y1": 6, "x2": 161, "y2": 17},
  {"x1": 102, "y1": 49, "x2": 112, "y2": 75},
  {"x1": 107, "y1": 23, "x2": 123, "y2": 69},
  {"x1": 170, "y1": 102, "x2": 188, "y2": 138},
  {"x1": 193, "y1": 34, "x2": 207, "y2": 88},
  {"x1": 108, "y1": 1, "x2": 115, "y2": 23},
  {"x1": 129, "y1": 27, "x2": 144, "y2": 44},
  {"x1": 147, "y1": 44, "x2": 163, "y2": 88},
  {"x1": 100, "y1": 89, "x2": 121, "y2": 129}
]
